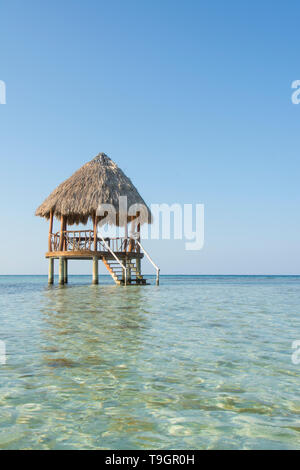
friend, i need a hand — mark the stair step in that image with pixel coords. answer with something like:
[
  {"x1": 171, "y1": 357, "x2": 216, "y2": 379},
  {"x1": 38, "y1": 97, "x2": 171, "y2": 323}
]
[{"x1": 102, "y1": 257, "x2": 148, "y2": 286}]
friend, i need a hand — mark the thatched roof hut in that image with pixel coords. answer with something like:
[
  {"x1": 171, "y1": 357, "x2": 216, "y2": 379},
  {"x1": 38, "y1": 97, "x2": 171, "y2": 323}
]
[{"x1": 35, "y1": 153, "x2": 152, "y2": 226}]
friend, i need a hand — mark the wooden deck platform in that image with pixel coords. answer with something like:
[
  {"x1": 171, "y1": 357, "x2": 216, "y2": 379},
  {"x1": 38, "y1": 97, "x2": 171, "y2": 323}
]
[
  {"x1": 46, "y1": 250, "x2": 144, "y2": 261},
  {"x1": 46, "y1": 231, "x2": 158, "y2": 286}
]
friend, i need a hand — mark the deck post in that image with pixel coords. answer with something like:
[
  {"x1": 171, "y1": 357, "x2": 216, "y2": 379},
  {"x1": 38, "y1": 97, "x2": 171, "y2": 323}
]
[
  {"x1": 48, "y1": 210, "x2": 54, "y2": 252},
  {"x1": 136, "y1": 257, "x2": 141, "y2": 278},
  {"x1": 136, "y1": 213, "x2": 141, "y2": 277},
  {"x1": 64, "y1": 258, "x2": 68, "y2": 284},
  {"x1": 124, "y1": 223, "x2": 128, "y2": 251},
  {"x1": 48, "y1": 258, "x2": 54, "y2": 284},
  {"x1": 59, "y1": 257, "x2": 64, "y2": 285},
  {"x1": 93, "y1": 214, "x2": 98, "y2": 251},
  {"x1": 126, "y1": 259, "x2": 131, "y2": 284},
  {"x1": 59, "y1": 215, "x2": 65, "y2": 251},
  {"x1": 122, "y1": 259, "x2": 127, "y2": 285},
  {"x1": 92, "y1": 256, "x2": 99, "y2": 284},
  {"x1": 63, "y1": 219, "x2": 67, "y2": 251}
]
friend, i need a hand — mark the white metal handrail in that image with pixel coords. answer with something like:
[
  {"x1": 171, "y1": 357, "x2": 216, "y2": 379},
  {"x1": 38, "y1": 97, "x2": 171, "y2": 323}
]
[
  {"x1": 135, "y1": 240, "x2": 160, "y2": 286},
  {"x1": 98, "y1": 234, "x2": 127, "y2": 286}
]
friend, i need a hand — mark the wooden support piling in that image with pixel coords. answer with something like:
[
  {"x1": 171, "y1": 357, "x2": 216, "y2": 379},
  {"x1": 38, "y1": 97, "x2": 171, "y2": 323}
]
[
  {"x1": 126, "y1": 259, "x2": 131, "y2": 284},
  {"x1": 64, "y1": 258, "x2": 68, "y2": 284},
  {"x1": 92, "y1": 256, "x2": 98, "y2": 284},
  {"x1": 48, "y1": 258, "x2": 54, "y2": 284},
  {"x1": 59, "y1": 257, "x2": 64, "y2": 285}
]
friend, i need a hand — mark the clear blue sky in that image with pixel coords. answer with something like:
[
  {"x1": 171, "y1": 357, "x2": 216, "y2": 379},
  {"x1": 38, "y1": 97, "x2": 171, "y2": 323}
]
[{"x1": 0, "y1": 0, "x2": 299, "y2": 275}]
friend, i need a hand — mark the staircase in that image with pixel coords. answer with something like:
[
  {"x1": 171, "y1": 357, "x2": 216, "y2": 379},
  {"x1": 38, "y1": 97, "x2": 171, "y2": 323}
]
[
  {"x1": 99, "y1": 234, "x2": 159, "y2": 286},
  {"x1": 102, "y1": 258, "x2": 148, "y2": 285},
  {"x1": 126, "y1": 260, "x2": 148, "y2": 285}
]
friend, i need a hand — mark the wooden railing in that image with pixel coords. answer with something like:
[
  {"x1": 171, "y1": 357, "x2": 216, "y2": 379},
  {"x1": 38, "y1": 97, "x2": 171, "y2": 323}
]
[
  {"x1": 135, "y1": 239, "x2": 160, "y2": 286},
  {"x1": 50, "y1": 233, "x2": 60, "y2": 251},
  {"x1": 65, "y1": 230, "x2": 94, "y2": 251},
  {"x1": 101, "y1": 237, "x2": 137, "y2": 253},
  {"x1": 49, "y1": 231, "x2": 138, "y2": 253}
]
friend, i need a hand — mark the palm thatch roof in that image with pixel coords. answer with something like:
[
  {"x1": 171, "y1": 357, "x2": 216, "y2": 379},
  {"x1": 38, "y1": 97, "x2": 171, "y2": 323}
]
[{"x1": 35, "y1": 153, "x2": 152, "y2": 226}]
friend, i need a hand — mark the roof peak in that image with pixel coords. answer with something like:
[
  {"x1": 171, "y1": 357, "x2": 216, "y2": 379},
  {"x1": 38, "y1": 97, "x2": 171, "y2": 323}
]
[{"x1": 92, "y1": 152, "x2": 111, "y2": 163}]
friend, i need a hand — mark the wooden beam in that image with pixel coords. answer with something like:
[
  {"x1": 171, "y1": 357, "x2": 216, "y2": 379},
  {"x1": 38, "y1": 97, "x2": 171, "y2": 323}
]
[
  {"x1": 93, "y1": 213, "x2": 98, "y2": 251},
  {"x1": 124, "y1": 223, "x2": 128, "y2": 252},
  {"x1": 136, "y1": 211, "x2": 141, "y2": 275},
  {"x1": 46, "y1": 250, "x2": 144, "y2": 260},
  {"x1": 63, "y1": 218, "x2": 67, "y2": 251},
  {"x1": 59, "y1": 215, "x2": 65, "y2": 251},
  {"x1": 137, "y1": 211, "x2": 141, "y2": 245},
  {"x1": 48, "y1": 210, "x2": 54, "y2": 252},
  {"x1": 92, "y1": 256, "x2": 98, "y2": 284},
  {"x1": 128, "y1": 219, "x2": 135, "y2": 252},
  {"x1": 59, "y1": 257, "x2": 64, "y2": 285},
  {"x1": 48, "y1": 258, "x2": 54, "y2": 284},
  {"x1": 64, "y1": 258, "x2": 68, "y2": 284}
]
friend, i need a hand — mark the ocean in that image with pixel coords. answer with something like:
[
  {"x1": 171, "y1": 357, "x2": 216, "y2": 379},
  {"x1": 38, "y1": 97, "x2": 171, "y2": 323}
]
[{"x1": 0, "y1": 275, "x2": 299, "y2": 449}]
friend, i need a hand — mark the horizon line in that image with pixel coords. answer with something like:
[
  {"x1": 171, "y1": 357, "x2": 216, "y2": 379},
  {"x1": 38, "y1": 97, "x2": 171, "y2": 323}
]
[{"x1": 0, "y1": 274, "x2": 299, "y2": 277}]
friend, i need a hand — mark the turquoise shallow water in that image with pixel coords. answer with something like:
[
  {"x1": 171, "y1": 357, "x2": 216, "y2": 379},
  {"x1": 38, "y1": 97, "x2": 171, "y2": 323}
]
[{"x1": 0, "y1": 275, "x2": 299, "y2": 450}]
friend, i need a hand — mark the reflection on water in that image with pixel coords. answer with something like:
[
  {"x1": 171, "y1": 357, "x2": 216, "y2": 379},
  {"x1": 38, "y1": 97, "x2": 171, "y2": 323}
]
[{"x1": 0, "y1": 275, "x2": 299, "y2": 449}]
